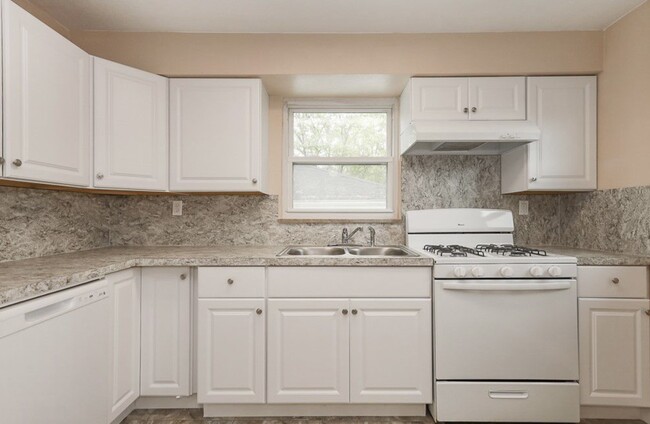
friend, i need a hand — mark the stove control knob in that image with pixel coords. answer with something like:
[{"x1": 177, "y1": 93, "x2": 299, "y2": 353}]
[
  {"x1": 454, "y1": 267, "x2": 467, "y2": 278},
  {"x1": 471, "y1": 266, "x2": 484, "y2": 277},
  {"x1": 548, "y1": 266, "x2": 562, "y2": 277},
  {"x1": 500, "y1": 266, "x2": 514, "y2": 277},
  {"x1": 529, "y1": 266, "x2": 543, "y2": 277}
]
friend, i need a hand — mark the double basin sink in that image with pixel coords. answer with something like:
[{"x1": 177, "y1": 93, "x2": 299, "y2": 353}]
[{"x1": 278, "y1": 245, "x2": 420, "y2": 257}]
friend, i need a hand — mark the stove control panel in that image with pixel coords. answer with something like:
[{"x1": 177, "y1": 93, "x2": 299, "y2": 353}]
[{"x1": 434, "y1": 263, "x2": 577, "y2": 279}]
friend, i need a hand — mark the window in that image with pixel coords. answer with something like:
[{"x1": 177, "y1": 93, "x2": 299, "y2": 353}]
[{"x1": 282, "y1": 99, "x2": 399, "y2": 220}]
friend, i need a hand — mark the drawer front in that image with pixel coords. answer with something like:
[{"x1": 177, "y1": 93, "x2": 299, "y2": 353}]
[
  {"x1": 436, "y1": 382, "x2": 580, "y2": 423},
  {"x1": 578, "y1": 266, "x2": 648, "y2": 298},
  {"x1": 267, "y1": 267, "x2": 431, "y2": 298},
  {"x1": 198, "y1": 267, "x2": 265, "y2": 298}
]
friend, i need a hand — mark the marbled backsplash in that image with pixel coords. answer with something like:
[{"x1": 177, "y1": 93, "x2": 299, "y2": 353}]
[
  {"x1": 0, "y1": 186, "x2": 111, "y2": 262},
  {"x1": 1, "y1": 156, "x2": 648, "y2": 262}
]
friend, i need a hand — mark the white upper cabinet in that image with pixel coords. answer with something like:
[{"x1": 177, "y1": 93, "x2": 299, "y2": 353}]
[
  {"x1": 403, "y1": 77, "x2": 526, "y2": 125},
  {"x1": 169, "y1": 79, "x2": 269, "y2": 192},
  {"x1": 501, "y1": 76, "x2": 597, "y2": 193},
  {"x1": 93, "y1": 58, "x2": 169, "y2": 191},
  {"x1": 2, "y1": 0, "x2": 91, "y2": 186}
]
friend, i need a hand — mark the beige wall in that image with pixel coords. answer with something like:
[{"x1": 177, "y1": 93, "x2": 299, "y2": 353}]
[{"x1": 598, "y1": 2, "x2": 650, "y2": 190}]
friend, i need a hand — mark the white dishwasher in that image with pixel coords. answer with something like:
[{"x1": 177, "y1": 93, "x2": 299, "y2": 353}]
[{"x1": 0, "y1": 279, "x2": 110, "y2": 424}]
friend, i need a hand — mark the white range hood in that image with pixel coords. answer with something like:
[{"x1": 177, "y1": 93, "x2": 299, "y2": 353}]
[{"x1": 400, "y1": 121, "x2": 541, "y2": 155}]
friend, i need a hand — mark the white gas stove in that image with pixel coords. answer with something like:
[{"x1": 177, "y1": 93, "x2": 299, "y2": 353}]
[{"x1": 407, "y1": 209, "x2": 580, "y2": 423}]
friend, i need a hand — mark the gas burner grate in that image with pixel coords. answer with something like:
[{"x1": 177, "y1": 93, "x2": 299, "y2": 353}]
[
  {"x1": 475, "y1": 244, "x2": 547, "y2": 257},
  {"x1": 423, "y1": 244, "x2": 485, "y2": 257}
]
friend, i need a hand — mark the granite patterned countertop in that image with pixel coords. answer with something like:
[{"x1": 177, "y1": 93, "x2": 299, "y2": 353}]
[
  {"x1": 0, "y1": 245, "x2": 434, "y2": 308},
  {"x1": 541, "y1": 246, "x2": 650, "y2": 266}
]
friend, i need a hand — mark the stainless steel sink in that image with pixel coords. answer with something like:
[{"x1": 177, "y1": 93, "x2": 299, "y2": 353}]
[
  {"x1": 347, "y1": 246, "x2": 419, "y2": 257},
  {"x1": 277, "y1": 245, "x2": 420, "y2": 257},
  {"x1": 279, "y1": 246, "x2": 347, "y2": 256}
]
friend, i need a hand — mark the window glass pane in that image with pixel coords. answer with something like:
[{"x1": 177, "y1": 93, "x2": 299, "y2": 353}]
[
  {"x1": 292, "y1": 112, "x2": 388, "y2": 157},
  {"x1": 292, "y1": 164, "x2": 387, "y2": 210}
]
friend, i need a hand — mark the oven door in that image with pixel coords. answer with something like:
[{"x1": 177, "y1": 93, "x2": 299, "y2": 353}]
[{"x1": 435, "y1": 278, "x2": 578, "y2": 381}]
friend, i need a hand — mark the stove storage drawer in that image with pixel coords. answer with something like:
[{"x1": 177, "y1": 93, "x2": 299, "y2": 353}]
[
  {"x1": 435, "y1": 382, "x2": 580, "y2": 423},
  {"x1": 578, "y1": 266, "x2": 649, "y2": 299}
]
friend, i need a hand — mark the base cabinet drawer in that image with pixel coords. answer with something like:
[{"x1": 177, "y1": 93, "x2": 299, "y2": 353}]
[
  {"x1": 198, "y1": 267, "x2": 265, "y2": 298},
  {"x1": 578, "y1": 266, "x2": 648, "y2": 298},
  {"x1": 436, "y1": 382, "x2": 580, "y2": 423}
]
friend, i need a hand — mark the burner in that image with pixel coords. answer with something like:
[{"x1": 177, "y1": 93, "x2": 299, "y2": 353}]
[
  {"x1": 423, "y1": 244, "x2": 485, "y2": 257},
  {"x1": 476, "y1": 244, "x2": 547, "y2": 257}
]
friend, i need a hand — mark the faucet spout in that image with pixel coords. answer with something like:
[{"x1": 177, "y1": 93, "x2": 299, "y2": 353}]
[{"x1": 341, "y1": 227, "x2": 363, "y2": 244}]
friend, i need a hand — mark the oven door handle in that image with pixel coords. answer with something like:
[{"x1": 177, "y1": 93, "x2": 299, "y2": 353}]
[{"x1": 441, "y1": 280, "x2": 572, "y2": 291}]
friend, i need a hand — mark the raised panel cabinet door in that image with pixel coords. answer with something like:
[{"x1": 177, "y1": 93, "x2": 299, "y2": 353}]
[
  {"x1": 579, "y1": 298, "x2": 650, "y2": 407},
  {"x1": 2, "y1": 0, "x2": 91, "y2": 186},
  {"x1": 141, "y1": 267, "x2": 191, "y2": 396},
  {"x1": 107, "y1": 268, "x2": 141, "y2": 422},
  {"x1": 411, "y1": 78, "x2": 469, "y2": 121},
  {"x1": 349, "y1": 299, "x2": 432, "y2": 403},
  {"x1": 468, "y1": 77, "x2": 526, "y2": 120},
  {"x1": 169, "y1": 79, "x2": 268, "y2": 192},
  {"x1": 267, "y1": 299, "x2": 350, "y2": 403},
  {"x1": 197, "y1": 299, "x2": 265, "y2": 404},
  {"x1": 527, "y1": 76, "x2": 597, "y2": 191},
  {"x1": 94, "y1": 58, "x2": 169, "y2": 191}
]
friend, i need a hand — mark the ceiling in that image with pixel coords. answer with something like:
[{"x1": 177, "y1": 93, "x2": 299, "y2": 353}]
[{"x1": 30, "y1": 0, "x2": 646, "y2": 33}]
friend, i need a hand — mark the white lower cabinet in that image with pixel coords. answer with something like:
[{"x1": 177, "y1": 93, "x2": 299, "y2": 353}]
[
  {"x1": 349, "y1": 299, "x2": 432, "y2": 403},
  {"x1": 140, "y1": 267, "x2": 192, "y2": 397},
  {"x1": 578, "y1": 265, "x2": 650, "y2": 407},
  {"x1": 107, "y1": 268, "x2": 141, "y2": 421},
  {"x1": 197, "y1": 299, "x2": 265, "y2": 403},
  {"x1": 267, "y1": 299, "x2": 350, "y2": 403}
]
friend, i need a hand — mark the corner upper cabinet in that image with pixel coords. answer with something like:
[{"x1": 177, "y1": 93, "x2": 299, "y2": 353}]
[
  {"x1": 93, "y1": 58, "x2": 169, "y2": 191},
  {"x1": 403, "y1": 77, "x2": 525, "y2": 124},
  {"x1": 2, "y1": 0, "x2": 91, "y2": 186},
  {"x1": 169, "y1": 79, "x2": 269, "y2": 192},
  {"x1": 501, "y1": 76, "x2": 597, "y2": 193}
]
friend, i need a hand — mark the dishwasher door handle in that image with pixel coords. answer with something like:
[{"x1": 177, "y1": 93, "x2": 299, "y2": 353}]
[{"x1": 25, "y1": 297, "x2": 78, "y2": 322}]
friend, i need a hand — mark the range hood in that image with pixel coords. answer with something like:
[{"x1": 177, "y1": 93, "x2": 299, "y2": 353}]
[{"x1": 400, "y1": 121, "x2": 541, "y2": 155}]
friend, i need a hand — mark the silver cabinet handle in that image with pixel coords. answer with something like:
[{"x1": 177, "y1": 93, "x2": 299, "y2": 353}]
[
  {"x1": 471, "y1": 107, "x2": 477, "y2": 112},
  {"x1": 12, "y1": 159, "x2": 22, "y2": 167},
  {"x1": 530, "y1": 177, "x2": 538, "y2": 182},
  {"x1": 351, "y1": 309, "x2": 358, "y2": 315},
  {"x1": 227, "y1": 278, "x2": 234, "y2": 285},
  {"x1": 342, "y1": 309, "x2": 348, "y2": 315},
  {"x1": 463, "y1": 107, "x2": 469, "y2": 113},
  {"x1": 611, "y1": 277, "x2": 620, "y2": 284},
  {"x1": 96, "y1": 172, "x2": 104, "y2": 180},
  {"x1": 256, "y1": 308, "x2": 263, "y2": 315},
  {"x1": 252, "y1": 178, "x2": 258, "y2": 184},
  {"x1": 180, "y1": 273, "x2": 187, "y2": 280}
]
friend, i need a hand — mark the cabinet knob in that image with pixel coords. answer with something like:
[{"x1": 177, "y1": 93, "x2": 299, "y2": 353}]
[
  {"x1": 645, "y1": 309, "x2": 650, "y2": 316},
  {"x1": 227, "y1": 278, "x2": 234, "y2": 285},
  {"x1": 96, "y1": 172, "x2": 104, "y2": 180},
  {"x1": 351, "y1": 309, "x2": 358, "y2": 315},
  {"x1": 256, "y1": 308, "x2": 263, "y2": 315},
  {"x1": 530, "y1": 177, "x2": 538, "y2": 182},
  {"x1": 342, "y1": 309, "x2": 348, "y2": 315},
  {"x1": 180, "y1": 273, "x2": 187, "y2": 280},
  {"x1": 0, "y1": 157, "x2": 5, "y2": 165},
  {"x1": 12, "y1": 159, "x2": 22, "y2": 167},
  {"x1": 471, "y1": 107, "x2": 477, "y2": 113},
  {"x1": 252, "y1": 178, "x2": 258, "y2": 184},
  {"x1": 611, "y1": 277, "x2": 620, "y2": 284},
  {"x1": 463, "y1": 107, "x2": 469, "y2": 114}
]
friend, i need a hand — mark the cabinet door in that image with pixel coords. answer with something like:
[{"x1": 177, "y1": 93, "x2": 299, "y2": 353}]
[
  {"x1": 267, "y1": 299, "x2": 349, "y2": 403},
  {"x1": 579, "y1": 298, "x2": 650, "y2": 406},
  {"x1": 527, "y1": 76, "x2": 597, "y2": 190},
  {"x1": 141, "y1": 267, "x2": 191, "y2": 396},
  {"x1": 94, "y1": 58, "x2": 169, "y2": 191},
  {"x1": 169, "y1": 79, "x2": 267, "y2": 192},
  {"x1": 2, "y1": 0, "x2": 91, "y2": 186},
  {"x1": 107, "y1": 269, "x2": 141, "y2": 421},
  {"x1": 349, "y1": 299, "x2": 432, "y2": 403},
  {"x1": 411, "y1": 77, "x2": 469, "y2": 121},
  {"x1": 197, "y1": 299, "x2": 265, "y2": 404},
  {"x1": 468, "y1": 77, "x2": 526, "y2": 120}
]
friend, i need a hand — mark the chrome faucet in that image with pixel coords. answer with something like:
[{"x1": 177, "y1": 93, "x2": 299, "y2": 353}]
[
  {"x1": 368, "y1": 226, "x2": 376, "y2": 246},
  {"x1": 341, "y1": 227, "x2": 363, "y2": 245}
]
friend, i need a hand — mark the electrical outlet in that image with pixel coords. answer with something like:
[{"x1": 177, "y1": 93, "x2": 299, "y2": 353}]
[
  {"x1": 518, "y1": 200, "x2": 529, "y2": 216},
  {"x1": 172, "y1": 201, "x2": 183, "y2": 216}
]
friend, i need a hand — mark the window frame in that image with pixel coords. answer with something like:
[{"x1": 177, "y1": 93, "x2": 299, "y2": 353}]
[{"x1": 281, "y1": 98, "x2": 400, "y2": 221}]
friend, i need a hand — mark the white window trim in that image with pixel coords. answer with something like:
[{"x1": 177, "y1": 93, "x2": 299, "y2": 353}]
[{"x1": 281, "y1": 98, "x2": 400, "y2": 221}]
